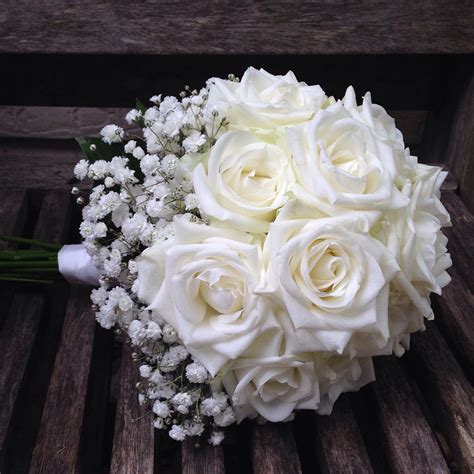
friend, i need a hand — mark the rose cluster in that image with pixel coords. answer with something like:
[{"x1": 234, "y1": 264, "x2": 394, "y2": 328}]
[{"x1": 74, "y1": 67, "x2": 451, "y2": 443}]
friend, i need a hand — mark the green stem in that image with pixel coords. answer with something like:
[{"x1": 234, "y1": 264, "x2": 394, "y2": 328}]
[
  {"x1": 0, "y1": 235, "x2": 62, "y2": 251},
  {"x1": 0, "y1": 251, "x2": 57, "y2": 261},
  {"x1": 0, "y1": 275, "x2": 54, "y2": 284},
  {"x1": 0, "y1": 260, "x2": 58, "y2": 269}
]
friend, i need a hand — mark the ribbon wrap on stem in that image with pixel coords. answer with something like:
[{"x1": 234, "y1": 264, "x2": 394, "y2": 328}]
[{"x1": 58, "y1": 244, "x2": 100, "y2": 286}]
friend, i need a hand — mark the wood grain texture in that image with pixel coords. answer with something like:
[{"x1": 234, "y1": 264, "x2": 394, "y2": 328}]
[
  {"x1": 408, "y1": 325, "x2": 474, "y2": 473},
  {"x1": 442, "y1": 192, "x2": 474, "y2": 292},
  {"x1": 445, "y1": 71, "x2": 474, "y2": 213},
  {"x1": 0, "y1": 106, "x2": 132, "y2": 139},
  {"x1": 371, "y1": 357, "x2": 449, "y2": 473},
  {"x1": 251, "y1": 422, "x2": 302, "y2": 474},
  {"x1": 29, "y1": 286, "x2": 96, "y2": 474},
  {"x1": 434, "y1": 266, "x2": 474, "y2": 382},
  {"x1": 182, "y1": 439, "x2": 225, "y2": 474},
  {"x1": 314, "y1": 395, "x2": 373, "y2": 474},
  {"x1": 0, "y1": 292, "x2": 44, "y2": 468},
  {"x1": 0, "y1": 140, "x2": 82, "y2": 189},
  {"x1": 0, "y1": 1, "x2": 472, "y2": 55},
  {"x1": 0, "y1": 107, "x2": 426, "y2": 144},
  {"x1": 0, "y1": 189, "x2": 71, "y2": 471},
  {"x1": 110, "y1": 343, "x2": 154, "y2": 474}
]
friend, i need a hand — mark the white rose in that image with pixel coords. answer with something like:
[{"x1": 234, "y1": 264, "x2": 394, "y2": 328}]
[
  {"x1": 263, "y1": 214, "x2": 400, "y2": 355},
  {"x1": 193, "y1": 130, "x2": 295, "y2": 233},
  {"x1": 342, "y1": 86, "x2": 404, "y2": 148},
  {"x1": 315, "y1": 354, "x2": 375, "y2": 415},
  {"x1": 287, "y1": 101, "x2": 409, "y2": 215},
  {"x1": 207, "y1": 67, "x2": 327, "y2": 129},
  {"x1": 378, "y1": 164, "x2": 451, "y2": 336},
  {"x1": 222, "y1": 355, "x2": 320, "y2": 422},
  {"x1": 137, "y1": 219, "x2": 280, "y2": 376}
]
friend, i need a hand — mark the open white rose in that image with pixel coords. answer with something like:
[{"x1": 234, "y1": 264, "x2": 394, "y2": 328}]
[
  {"x1": 379, "y1": 164, "x2": 451, "y2": 330},
  {"x1": 262, "y1": 214, "x2": 400, "y2": 355},
  {"x1": 315, "y1": 354, "x2": 375, "y2": 414},
  {"x1": 193, "y1": 130, "x2": 295, "y2": 233},
  {"x1": 342, "y1": 86, "x2": 404, "y2": 148},
  {"x1": 207, "y1": 67, "x2": 327, "y2": 129},
  {"x1": 137, "y1": 219, "x2": 280, "y2": 376},
  {"x1": 222, "y1": 354, "x2": 320, "y2": 422},
  {"x1": 287, "y1": 101, "x2": 409, "y2": 215}
]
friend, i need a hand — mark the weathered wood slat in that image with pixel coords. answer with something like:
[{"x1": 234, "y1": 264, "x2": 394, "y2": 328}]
[
  {"x1": 0, "y1": 190, "x2": 71, "y2": 471},
  {"x1": 442, "y1": 192, "x2": 474, "y2": 292},
  {"x1": 0, "y1": 106, "x2": 426, "y2": 145},
  {"x1": 371, "y1": 357, "x2": 449, "y2": 473},
  {"x1": 251, "y1": 423, "x2": 302, "y2": 474},
  {"x1": 0, "y1": 106, "x2": 132, "y2": 139},
  {"x1": 0, "y1": 189, "x2": 27, "y2": 246},
  {"x1": 110, "y1": 343, "x2": 155, "y2": 474},
  {"x1": 408, "y1": 325, "x2": 474, "y2": 473},
  {"x1": 446, "y1": 72, "x2": 474, "y2": 214},
  {"x1": 314, "y1": 395, "x2": 373, "y2": 474},
  {"x1": 29, "y1": 286, "x2": 96, "y2": 473},
  {"x1": 182, "y1": 440, "x2": 225, "y2": 474},
  {"x1": 0, "y1": 1, "x2": 472, "y2": 55},
  {"x1": 434, "y1": 267, "x2": 474, "y2": 381},
  {"x1": 0, "y1": 140, "x2": 81, "y2": 189},
  {"x1": 0, "y1": 292, "x2": 44, "y2": 470}
]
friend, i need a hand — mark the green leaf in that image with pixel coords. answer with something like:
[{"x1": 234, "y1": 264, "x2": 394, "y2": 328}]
[
  {"x1": 136, "y1": 98, "x2": 147, "y2": 114},
  {"x1": 75, "y1": 137, "x2": 124, "y2": 164}
]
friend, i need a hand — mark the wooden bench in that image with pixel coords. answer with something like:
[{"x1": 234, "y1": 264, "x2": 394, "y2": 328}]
[{"x1": 0, "y1": 3, "x2": 473, "y2": 473}]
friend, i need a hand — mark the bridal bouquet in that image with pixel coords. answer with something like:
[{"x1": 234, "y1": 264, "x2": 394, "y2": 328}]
[{"x1": 66, "y1": 68, "x2": 451, "y2": 445}]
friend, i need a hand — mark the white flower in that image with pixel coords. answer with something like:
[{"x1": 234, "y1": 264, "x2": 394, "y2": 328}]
[
  {"x1": 161, "y1": 154, "x2": 178, "y2": 176},
  {"x1": 91, "y1": 286, "x2": 108, "y2": 305},
  {"x1": 139, "y1": 364, "x2": 153, "y2": 378},
  {"x1": 132, "y1": 146, "x2": 145, "y2": 160},
  {"x1": 169, "y1": 424, "x2": 187, "y2": 441},
  {"x1": 137, "y1": 220, "x2": 280, "y2": 376},
  {"x1": 125, "y1": 109, "x2": 142, "y2": 125},
  {"x1": 153, "y1": 400, "x2": 170, "y2": 418},
  {"x1": 150, "y1": 94, "x2": 162, "y2": 104},
  {"x1": 172, "y1": 392, "x2": 192, "y2": 414},
  {"x1": 209, "y1": 431, "x2": 225, "y2": 446},
  {"x1": 124, "y1": 140, "x2": 137, "y2": 153},
  {"x1": 222, "y1": 355, "x2": 320, "y2": 422},
  {"x1": 207, "y1": 67, "x2": 326, "y2": 129},
  {"x1": 184, "y1": 421, "x2": 205, "y2": 437},
  {"x1": 214, "y1": 407, "x2": 235, "y2": 427},
  {"x1": 74, "y1": 159, "x2": 89, "y2": 180},
  {"x1": 184, "y1": 193, "x2": 199, "y2": 211},
  {"x1": 200, "y1": 398, "x2": 222, "y2": 417},
  {"x1": 287, "y1": 101, "x2": 409, "y2": 215},
  {"x1": 264, "y1": 214, "x2": 399, "y2": 355},
  {"x1": 183, "y1": 131, "x2": 207, "y2": 153},
  {"x1": 100, "y1": 124, "x2": 124, "y2": 144},
  {"x1": 185, "y1": 362, "x2": 208, "y2": 383},
  {"x1": 128, "y1": 320, "x2": 144, "y2": 345},
  {"x1": 88, "y1": 160, "x2": 110, "y2": 180},
  {"x1": 315, "y1": 354, "x2": 375, "y2": 415},
  {"x1": 193, "y1": 130, "x2": 295, "y2": 233},
  {"x1": 140, "y1": 154, "x2": 161, "y2": 175}
]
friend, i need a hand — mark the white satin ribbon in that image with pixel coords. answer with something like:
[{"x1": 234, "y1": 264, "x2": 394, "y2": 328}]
[{"x1": 58, "y1": 244, "x2": 101, "y2": 286}]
